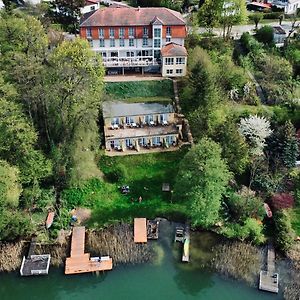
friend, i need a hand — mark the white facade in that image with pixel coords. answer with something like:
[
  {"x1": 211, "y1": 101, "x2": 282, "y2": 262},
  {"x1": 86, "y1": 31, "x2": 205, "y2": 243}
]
[
  {"x1": 81, "y1": 2, "x2": 100, "y2": 15},
  {"x1": 272, "y1": 0, "x2": 300, "y2": 14},
  {"x1": 161, "y1": 56, "x2": 187, "y2": 77}
]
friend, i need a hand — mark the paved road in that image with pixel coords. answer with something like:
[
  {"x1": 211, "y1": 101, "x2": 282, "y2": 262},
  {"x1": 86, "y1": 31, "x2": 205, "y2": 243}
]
[{"x1": 196, "y1": 20, "x2": 296, "y2": 38}]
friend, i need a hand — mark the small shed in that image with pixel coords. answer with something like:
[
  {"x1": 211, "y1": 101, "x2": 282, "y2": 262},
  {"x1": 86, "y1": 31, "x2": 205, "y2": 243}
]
[{"x1": 134, "y1": 218, "x2": 147, "y2": 243}]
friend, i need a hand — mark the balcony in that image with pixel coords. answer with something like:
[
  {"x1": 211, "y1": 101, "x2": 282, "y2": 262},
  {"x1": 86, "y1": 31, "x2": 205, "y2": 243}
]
[{"x1": 102, "y1": 57, "x2": 160, "y2": 67}]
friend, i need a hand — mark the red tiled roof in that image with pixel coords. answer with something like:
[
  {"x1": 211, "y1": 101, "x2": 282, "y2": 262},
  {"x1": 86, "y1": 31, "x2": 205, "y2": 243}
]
[
  {"x1": 85, "y1": 0, "x2": 98, "y2": 4},
  {"x1": 248, "y1": 2, "x2": 271, "y2": 9},
  {"x1": 161, "y1": 43, "x2": 187, "y2": 57},
  {"x1": 80, "y1": 7, "x2": 186, "y2": 27}
]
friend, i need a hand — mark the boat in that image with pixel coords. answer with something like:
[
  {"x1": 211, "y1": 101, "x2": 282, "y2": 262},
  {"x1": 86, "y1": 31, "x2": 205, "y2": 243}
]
[
  {"x1": 264, "y1": 203, "x2": 272, "y2": 218},
  {"x1": 46, "y1": 212, "x2": 55, "y2": 229}
]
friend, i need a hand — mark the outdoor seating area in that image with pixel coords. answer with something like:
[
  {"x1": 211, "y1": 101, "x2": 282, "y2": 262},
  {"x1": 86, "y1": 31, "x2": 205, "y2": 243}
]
[
  {"x1": 102, "y1": 57, "x2": 159, "y2": 68},
  {"x1": 109, "y1": 120, "x2": 169, "y2": 130}
]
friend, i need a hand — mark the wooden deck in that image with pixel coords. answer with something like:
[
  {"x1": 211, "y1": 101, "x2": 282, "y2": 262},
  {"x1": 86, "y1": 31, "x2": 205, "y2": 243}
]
[
  {"x1": 134, "y1": 218, "x2": 147, "y2": 243},
  {"x1": 259, "y1": 244, "x2": 279, "y2": 293},
  {"x1": 65, "y1": 226, "x2": 113, "y2": 275}
]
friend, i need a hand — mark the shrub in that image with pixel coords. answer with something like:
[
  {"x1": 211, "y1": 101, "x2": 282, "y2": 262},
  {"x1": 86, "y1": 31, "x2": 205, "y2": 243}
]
[
  {"x1": 274, "y1": 210, "x2": 295, "y2": 251},
  {"x1": 262, "y1": 12, "x2": 282, "y2": 19},
  {"x1": 255, "y1": 26, "x2": 274, "y2": 46},
  {"x1": 271, "y1": 193, "x2": 294, "y2": 210}
]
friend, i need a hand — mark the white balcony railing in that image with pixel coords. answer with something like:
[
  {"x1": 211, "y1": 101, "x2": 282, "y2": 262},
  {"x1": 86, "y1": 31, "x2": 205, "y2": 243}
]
[{"x1": 102, "y1": 57, "x2": 160, "y2": 67}]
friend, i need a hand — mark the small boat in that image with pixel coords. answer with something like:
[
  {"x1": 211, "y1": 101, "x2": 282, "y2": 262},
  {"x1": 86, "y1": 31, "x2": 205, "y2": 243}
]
[
  {"x1": 46, "y1": 212, "x2": 55, "y2": 229},
  {"x1": 264, "y1": 203, "x2": 272, "y2": 218}
]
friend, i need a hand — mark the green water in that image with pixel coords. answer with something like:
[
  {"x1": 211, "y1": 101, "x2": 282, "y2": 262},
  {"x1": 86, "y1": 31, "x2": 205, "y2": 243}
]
[{"x1": 0, "y1": 221, "x2": 283, "y2": 300}]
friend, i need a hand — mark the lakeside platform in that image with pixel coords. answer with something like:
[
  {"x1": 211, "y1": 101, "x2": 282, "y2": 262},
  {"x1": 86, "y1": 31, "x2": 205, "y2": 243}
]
[
  {"x1": 65, "y1": 226, "x2": 113, "y2": 275},
  {"x1": 20, "y1": 238, "x2": 51, "y2": 276}
]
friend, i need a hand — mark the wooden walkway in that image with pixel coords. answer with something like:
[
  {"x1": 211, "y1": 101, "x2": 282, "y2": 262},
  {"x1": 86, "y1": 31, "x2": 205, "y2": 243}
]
[
  {"x1": 259, "y1": 244, "x2": 279, "y2": 293},
  {"x1": 134, "y1": 218, "x2": 147, "y2": 243},
  {"x1": 65, "y1": 226, "x2": 113, "y2": 275}
]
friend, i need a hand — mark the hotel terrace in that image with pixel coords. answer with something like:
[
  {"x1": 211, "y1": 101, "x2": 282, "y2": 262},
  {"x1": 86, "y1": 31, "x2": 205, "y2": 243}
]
[
  {"x1": 103, "y1": 101, "x2": 183, "y2": 155},
  {"x1": 80, "y1": 6, "x2": 187, "y2": 77}
]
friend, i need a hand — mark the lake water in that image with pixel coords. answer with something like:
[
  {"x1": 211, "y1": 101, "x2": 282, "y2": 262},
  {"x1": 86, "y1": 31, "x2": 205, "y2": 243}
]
[{"x1": 0, "y1": 220, "x2": 284, "y2": 300}]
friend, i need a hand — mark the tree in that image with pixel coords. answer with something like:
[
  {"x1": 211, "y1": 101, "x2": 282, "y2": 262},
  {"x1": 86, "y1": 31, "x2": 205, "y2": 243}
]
[
  {"x1": 0, "y1": 97, "x2": 52, "y2": 183},
  {"x1": 181, "y1": 47, "x2": 223, "y2": 139},
  {"x1": 239, "y1": 115, "x2": 272, "y2": 156},
  {"x1": 174, "y1": 138, "x2": 231, "y2": 227},
  {"x1": 271, "y1": 193, "x2": 294, "y2": 210},
  {"x1": 198, "y1": 0, "x2": 247, "y2": 39},
  {"x1": 255, "y1": 26, "x2": 274, "y2": 46},
  {"x1": 0, "y1": 160, "x2": 22, "y2": 208},
  {"x1": 47, "y1": 0, "x2": 85, "y2": 33},
  {"x1": 249, "y1": 13, "x2": 263, "y2": 30},
  {"x1": 219, "y1": 0, "x2": 247, "y2": 39},
  {"x1": 215, "y1": 120, "x2": 249, "y2": 174},
  {"x1": 197, "y1": 0, "x2": 222, "y2": 33},
  {"x1": 266, "y1": 121, "x2": 299, "y2": 169},
  {"x1": 45, "y1": 38, "x2": 104, "y2": 147}
]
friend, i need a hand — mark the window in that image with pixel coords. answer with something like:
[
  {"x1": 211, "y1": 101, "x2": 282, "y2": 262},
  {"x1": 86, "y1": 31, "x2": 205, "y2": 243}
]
[
  {"x1": 166, "y1": 69, "x2": 173, "y2": 74},
  {"x1": 166, "y1": 26, "x2": 171, "y2": 36},
  {"x1": 152, "y1": 136, "x2": 161, "y2": 145},
  {"x1": 101, "y1": 52, "x2": 107, "y2": 57},
  {"x1": 111, "y1": 117, "x2": 120, "y2": 125},
  {"x1": 166, "y1": 37, "x2": 171, "y2": 43},
  {"x1": 90, "y1": 5, "x2": 95, "y2": 11},
  {"x1": 99, "y1": 39, "x2": 105, "y2": 47},
  {"x1": 176, "y1": 69, "x2": 183, "y2": 74},
  {"x1": 119, "y1": 27, "x2": 125, "y2": 37},
  {"x1": 154, "y1": 39, "x2": 161, "y2": 48},
  {"x1": 129, "y1": 38, "x2": 134, "y2": 47},
  {"x1": 129, "y1": 27, "x2": 135, "y2": 37},
  {"x1": 166, "y1": 135, "x2": 174, "y2": 145},
  {"x1": 109, "y1": 28, "x2": 115, "y2": 37},
  {"x1": 88, "y1": 40, "x2": 93, "y2": 47},
  {"x1": 125, "y1": 116, "x2": 134, "y2": 124},
  {"x1": 99, "y1": 28, "x2": 104, "y2": 37},
  {"x1": 125, "y1": 139, "x2": 133, "y2": 147},
  {"x1": 176, "y1": 57, "x2": 185, "y2": 65},
  {"x1": 145, "y1": 115, "x2": 154, "y2": 123},
  {"x1": 110, "y1": 38, "x2": 115, "y2": 47},
  {"x1": 143, "y1": 38, "x2": 148, "y2": 47},
  {"x1": 86, "y1": 27, "x2": 92, "y2": 37},
  {"x1": 126, "y1": 51, "x2": 134, "y2": 57},
  {"x1": 160, "y1": 114, "x2": 168, "y2": 122},
  {"x1": 154, "y1": 28, "x2": 161, "y2": 38},
  {"x1": 143, "y1": 27, "x2": 148, "y2": 36},
  {"x1": 119, "y1": 38, "x2": 125, "y2": 47},
  {"x1": 139, "y1": 137, "x2": 147, "y2": 146},
  {"x1": 165, "y1": 58, "x2": 174, "y2": 65}
]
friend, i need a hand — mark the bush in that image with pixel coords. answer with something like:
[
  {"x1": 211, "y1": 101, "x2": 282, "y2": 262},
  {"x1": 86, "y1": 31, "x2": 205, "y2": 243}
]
[
  {"x1": 255, "y1": 26, "x2": 274, "y2": 46},
  {"x1": 240, "y1": 32, "x2": 264, "y2": 56},
  {"x1": 263, "y1": 12, "x2": 282, "y2": 19},
  {"x1": 271, "y1": 193, "x2": 295, "y2": 210},
  {"x1": 274, "y1": 210, "x2": 295, "y2": 251}
]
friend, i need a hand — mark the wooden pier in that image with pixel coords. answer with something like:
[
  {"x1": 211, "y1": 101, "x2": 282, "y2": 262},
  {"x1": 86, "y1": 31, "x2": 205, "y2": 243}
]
[
  {"x1": 259, "y1": 244, "x2": 279, "y2": 293},
  {"x1": 134, "y1": 218, "x2": 147, "y2": 243},
  {"x1": 182, "y1": 226, "x2": 190, "y2": 262},
  {"x1": 65, "y1": 226, "x2": 113, "y2": 275}
]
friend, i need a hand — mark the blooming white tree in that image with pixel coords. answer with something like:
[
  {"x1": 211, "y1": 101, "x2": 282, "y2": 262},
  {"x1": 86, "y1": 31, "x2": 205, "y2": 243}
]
[{"x1": 238, "y1": 115, "x2": 272, "y2": 156}]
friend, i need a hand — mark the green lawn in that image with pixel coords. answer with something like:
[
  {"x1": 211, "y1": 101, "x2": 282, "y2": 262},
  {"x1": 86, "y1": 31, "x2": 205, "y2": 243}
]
[
  {"x1": 105, "y1": 80, "x2": 174, "y2": 99},
  {"x1": 62, "y1": 150, "x2": 188, "y2": 227}
]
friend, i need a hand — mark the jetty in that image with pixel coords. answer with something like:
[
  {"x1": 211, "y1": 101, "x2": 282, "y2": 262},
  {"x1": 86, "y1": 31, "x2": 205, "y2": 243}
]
[
  {"x1": 259, "y1": 244, "x2": 279, "y2": 293},
  {"x1": 134, "y1": 218, "x2": 147, "y2": 243},
  {"x1": 65, "y1": 226, "x2": 113, "y2": 275},
  {"x1": 20, "y1": 238, "x2": 51, "y2": 276},
  {"x1": 182, "y1": 226, "x2": 190, "y2": 262}
]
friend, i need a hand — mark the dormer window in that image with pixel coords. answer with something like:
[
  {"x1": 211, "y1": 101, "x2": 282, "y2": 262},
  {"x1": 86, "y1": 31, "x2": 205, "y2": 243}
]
[{"x1": 109, "y1": 28, "x2": 115, "y2": 37}]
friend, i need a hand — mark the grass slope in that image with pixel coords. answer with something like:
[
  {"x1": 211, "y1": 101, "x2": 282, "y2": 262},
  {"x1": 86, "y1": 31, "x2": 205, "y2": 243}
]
[
  {"x1": 105, "y1": 80, "x2": 174, "y2": 99},
  {"x1": 62, "y1": 151, "x2": 187, "y2": 227}
]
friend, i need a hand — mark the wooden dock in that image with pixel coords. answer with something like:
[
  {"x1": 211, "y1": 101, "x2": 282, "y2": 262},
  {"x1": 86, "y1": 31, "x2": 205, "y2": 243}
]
[
  {"x1": 134, "y1": 218, "x2": 147, "y2": 243},
  {"x1": 259, "y1": 244, "x2": 279, "y2": 293},
  {"x1": 65, "y1": 226, "x2": 113, "y2": 275}
]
